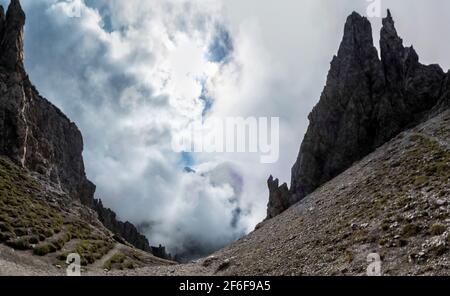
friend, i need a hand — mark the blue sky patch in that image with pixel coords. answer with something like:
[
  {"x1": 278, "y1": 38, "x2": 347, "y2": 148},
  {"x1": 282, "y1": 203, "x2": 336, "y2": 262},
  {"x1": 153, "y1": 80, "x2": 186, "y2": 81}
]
[{"x1": 207, "y1": 26, "x2": 233, "y2": 63}]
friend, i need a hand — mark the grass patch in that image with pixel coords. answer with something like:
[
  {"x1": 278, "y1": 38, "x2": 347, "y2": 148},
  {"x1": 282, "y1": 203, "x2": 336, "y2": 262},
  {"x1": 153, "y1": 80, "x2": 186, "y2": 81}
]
[
  {"x1": 73, "y1": 239, "x2": 114, "y2": 266},
  {"x1": 344, "y1": 249, "x2": 353, "y2": 263},
  {"x1": 0, "y1": 156, "x2": 64, "y2": 248},
  {"x1": 429, "y1": 224, "x2": 446, "y2": 236},
  {"x1": 1, "y1": 157, "x2": 116, "y2": 266},
  {"x1": 381, "y1": 222, "x2": 390, "y2": 231},
  {"x1": 103, "y1": 252, "x2": 126, "y2": 270},
  {"x1": 102, "y1": 252, "x2": 136, "y2": 271},
  {"x1": 68, "y1": 223, "x2": 92, "y2": 240},
  {"x1": 6, "y1": 237, "x2": 31, "y2": 250},
  {"x1": 34, "y1": 243, "x2": 58, "y2": 256},
  {"x1": 401, "y1": 223, "x2": 421, "y2": 238},
  {"x1": 413, "y1": 176, "x2": 429, "y2": 187},
  {"x1": 123, "y1": 260, "x2": 135, "y2": 269}
]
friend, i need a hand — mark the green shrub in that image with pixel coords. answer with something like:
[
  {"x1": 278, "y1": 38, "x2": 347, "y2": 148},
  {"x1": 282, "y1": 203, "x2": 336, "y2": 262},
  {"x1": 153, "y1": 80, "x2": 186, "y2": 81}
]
[
  {"x1": 28, "y1": 236, "x2": 39, "y2": 244},
  {"x1": 429, "y1": 224, "x2": 446, "y2": 236},
  {"x1": 124, "y1": 260, "x2": 135, "y2": 270},
  {"x1": 401, "y1": 224, "x2": 421, "y2": 238},
  {"x1": 6, "y1": 238, "x2": 31, "y2": 250},
  {"x1": 57, "y1": 252, "x2": 68, "y2": 261},
  {"x1": 344, "y1": 249, "x2": 353, "y2": 263},
  {"x1": 34, "y1": 243, "x2": 57, "y2": 256},
  {"x1": 413, "y1": 176, "x2": 428, "y2": 187},
  {"x1": 0, "y1": 222, "x2": 14, "y2": 233},
  {"x1": 0, "y1": 231, "x2": 15, "y2": 241},
  {"x1": 103, "y1": 253, "x2": 127, "y2": 270}
]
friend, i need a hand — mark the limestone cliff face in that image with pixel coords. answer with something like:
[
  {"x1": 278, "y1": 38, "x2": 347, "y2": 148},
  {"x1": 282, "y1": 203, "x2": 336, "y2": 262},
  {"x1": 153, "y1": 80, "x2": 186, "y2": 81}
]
[
  {"x1": 0, "y1": 0, "x2": 150, "y2": 252},
  {"x1": 267, "y1": 10, "x2": 448, "y2": 219}
]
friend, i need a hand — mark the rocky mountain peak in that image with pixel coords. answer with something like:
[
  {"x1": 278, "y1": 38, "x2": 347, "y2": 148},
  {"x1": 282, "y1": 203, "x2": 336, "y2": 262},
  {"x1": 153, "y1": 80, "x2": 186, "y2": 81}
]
[
  {"x1": 331, "y1": 12, "x2": 383, "y2": 86},
  {"x1": 267, "y1": 10, "x2": 448, "y2": 219},
  {"x1": 0, "y1": 0, "x2": 25, "y2": 71},
  {"x1": 382, "y1": 9, "x2": 396, "y2": 34},
  {"x1": 381, "y1": 10, "x2": 418, "y2": 89},
  {"x1": 380, "y1": 9, "x2": 403, "y2": 61},
  {"x1": 340, "y1": 12, "x2": 375, "y2": 53}
]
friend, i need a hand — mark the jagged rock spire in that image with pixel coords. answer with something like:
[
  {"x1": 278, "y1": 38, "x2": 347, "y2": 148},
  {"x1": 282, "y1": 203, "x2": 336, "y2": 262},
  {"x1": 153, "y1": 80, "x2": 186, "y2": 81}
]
[
  {"x1": 338, "y1": 12, "x2": 378, "y2": 59},
  {"x1": 379, "y1": 8, "x2": 443, "y2": 116},
  {"x1": 0, "y1": 0, "x2": 25, "y2": 71},
  {"x1": 267, "y1": 9, "x2": 447, "y2": 220},
  {"x1": 289, "y1": 12, "x2": 384, "y2": 205},
  {"x1": 380, "y1": 9, "x2": 417, "y2": 89},
  {"x1": 382, "y1": 9, "x2": 396, "y2": 35},
  {"x1": 266, "y1": 176, "x2": 290, "y2": 220}
]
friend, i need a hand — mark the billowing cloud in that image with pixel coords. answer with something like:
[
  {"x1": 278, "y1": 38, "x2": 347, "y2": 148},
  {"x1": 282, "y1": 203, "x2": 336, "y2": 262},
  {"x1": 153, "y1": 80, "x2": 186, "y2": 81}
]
[{"x1": 8, "y1": 0, "x2": 450, "y2": 259}]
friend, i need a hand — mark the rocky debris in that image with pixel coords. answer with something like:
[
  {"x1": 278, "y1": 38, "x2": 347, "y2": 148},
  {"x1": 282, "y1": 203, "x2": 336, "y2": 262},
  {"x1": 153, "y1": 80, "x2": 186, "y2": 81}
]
[
  {"x1": 268, "y1": 10, "x2": 448, "y2": 219},
  {"x1": 0, "y1": 0, "x2": 152, "y2": 253},
  {"x1": 216, "y1": 259, "x2": 231, "y2": 273},
  {"x1": 202, "y1": 255, "x2": 219, "y2": 267}
]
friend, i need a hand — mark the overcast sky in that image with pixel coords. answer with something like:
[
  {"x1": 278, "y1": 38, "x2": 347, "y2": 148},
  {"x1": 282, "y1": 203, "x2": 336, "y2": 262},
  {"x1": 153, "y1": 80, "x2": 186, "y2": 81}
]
[{"x1": 5, "y1": 0, "x2": 450, "y2": 256}]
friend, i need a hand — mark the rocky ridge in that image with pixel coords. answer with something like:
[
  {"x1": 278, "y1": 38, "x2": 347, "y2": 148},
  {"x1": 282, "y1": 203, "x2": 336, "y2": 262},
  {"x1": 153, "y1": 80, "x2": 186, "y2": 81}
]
[
  {"x1": 0, "y1": 0, "x2": 151, "y2": 253},
  {"x1": 268, "y1": 10, "x2": 450, "y2": 218}
]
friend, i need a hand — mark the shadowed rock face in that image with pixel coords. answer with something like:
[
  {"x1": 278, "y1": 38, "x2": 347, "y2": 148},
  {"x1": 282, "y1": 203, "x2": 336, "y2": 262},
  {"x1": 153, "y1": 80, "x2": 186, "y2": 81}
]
[
  {"x1": 0, "y1": 0, "x2": 151, "y2": 252},
  {"x1": 266, "y1": 176, "x2": 290, "y2": 220},
  {"x1": 267, "y1": 10, "x2": 448, "y2": 219},
  {"x1": 0, "y1": 0, "x2": 91, "y2": 203},
  {"x1": 93, "y1": 200, "x2": 151, "y2": 252},
  {"x1": 0, "y1": 0, "x2": 24, "y2": 71},
  {"x1": 435, "y1": 72, "x2": 450, "y2": 113}
]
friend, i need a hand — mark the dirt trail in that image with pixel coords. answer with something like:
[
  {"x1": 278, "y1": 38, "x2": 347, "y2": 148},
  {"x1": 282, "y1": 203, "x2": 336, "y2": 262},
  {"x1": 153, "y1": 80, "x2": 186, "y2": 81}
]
[{"x1": 91, "y1": 243, "x2": 121, "y2": 269}]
